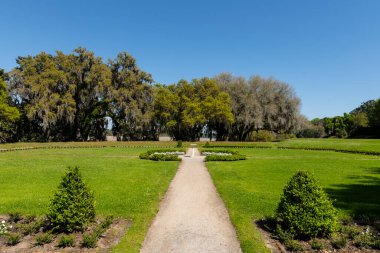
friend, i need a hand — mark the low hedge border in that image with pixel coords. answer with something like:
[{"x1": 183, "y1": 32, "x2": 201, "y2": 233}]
[
  {"x1": 0, "y1": 145, "x2": 177, "y2": 153},
  {"x1": 201, "y1": 145, "x2": 380, "y2": 157}
]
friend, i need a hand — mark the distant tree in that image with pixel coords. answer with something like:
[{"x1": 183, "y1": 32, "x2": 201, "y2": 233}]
[
  {"x1": 214, "y1": 73, "x2": 301, "y2": 141},
  {"x1": 372, "y1": 99, "x2": 380, "y2": 134},
  {"x1": 0, "y1": 69, "x2": 20, "y2": 142}
]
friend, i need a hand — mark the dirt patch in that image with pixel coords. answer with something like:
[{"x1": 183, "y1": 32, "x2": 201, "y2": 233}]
[{"x1": 0, "y1": 214, "x2": 131, "y2": 253}]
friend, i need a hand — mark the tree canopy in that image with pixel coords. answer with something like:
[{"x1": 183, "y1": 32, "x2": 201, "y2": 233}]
[{"x1": 1, "y1": 47, "x2": 312, "y2": 142}]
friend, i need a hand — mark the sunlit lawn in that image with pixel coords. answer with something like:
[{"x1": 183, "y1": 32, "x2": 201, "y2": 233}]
[
  {"x1": 0, "y1": 147, "x2": 179, "y2": 253},
  {"x1": 207, "y1": 148, "x2": 380, "y2": 253}
]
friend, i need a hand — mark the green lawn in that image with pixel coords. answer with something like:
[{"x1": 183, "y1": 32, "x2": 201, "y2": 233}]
[
  {"x1": 206, "y1": 148, "x2": 380, "y2": 253},
  {"x1": 0, "y1": 147, "x2": 179, "y2": 252}
]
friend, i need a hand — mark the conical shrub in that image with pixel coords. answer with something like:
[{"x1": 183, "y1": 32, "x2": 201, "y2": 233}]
[
  {"x1": 276, "y1": 171, "x2": 337, "y2": 239},
  {"x1": 47, "y1": 166, "x2": 95, "y2": 233}
]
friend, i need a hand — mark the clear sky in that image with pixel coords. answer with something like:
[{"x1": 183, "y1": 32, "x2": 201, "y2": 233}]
[{"x1": 2, "y1": 0, "x2": 380, "y2": 119}]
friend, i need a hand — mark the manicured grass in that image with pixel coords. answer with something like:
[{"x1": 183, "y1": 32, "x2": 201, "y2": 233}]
[
  {"x1": 207, "y1": 148, "x2": 380, "y2": 253},
  {"x1": 0, "y1": 147, "x2": 179, "y2": 252}
]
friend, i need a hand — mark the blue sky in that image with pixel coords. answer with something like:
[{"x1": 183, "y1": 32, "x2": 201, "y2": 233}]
[{"x1": 2, "y1": 0, "x2": 380, "y2": 119}]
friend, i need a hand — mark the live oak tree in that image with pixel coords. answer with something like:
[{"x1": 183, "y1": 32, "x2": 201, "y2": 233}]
[
  {"x1": 214, "y1": 73, "x2": 301, "y2": 141},
  {"x1": 8, "y1": 49, "x2": 111, "y2": 141},
  {"x1": 108, "y1": 52, "x2": 155, "y2": 140}
]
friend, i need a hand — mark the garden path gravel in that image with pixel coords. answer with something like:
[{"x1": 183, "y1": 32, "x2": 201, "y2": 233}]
[{"x1": 141, "y1": 148, "x2": 242, "y2": 253}]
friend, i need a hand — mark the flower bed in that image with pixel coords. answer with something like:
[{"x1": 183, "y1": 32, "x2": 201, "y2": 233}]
[
  {"x1": 201, "y1": 149, "x2": 246, "y2": 161},
  {"x1": 139, "y1": 149, "x2": 185, "y2": 161}
]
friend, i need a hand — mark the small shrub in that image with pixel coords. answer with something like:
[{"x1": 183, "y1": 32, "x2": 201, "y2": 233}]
[
  {"x1": 24, "y1": 214, "x2": 37, "y2": 223},
  {"x1": 354, "y1": 233, "x2": 375, "y2": 248},
  {"x1": 82, "y1": 233, "x2": 98, "y2": 248},
  {"x1": 47, "y1": 166, "x2": 95, "y2": 233},
  {"x1": 204, "y1": 141, "x2": 210, "y2": 147},
  {"x1": 8, "y1": 212, "x2": 22, "y2": 223},
  {"x1": 58, "y1": 234, "x2": 75, "y2": 248},
  {"x1": 176, "y1": 140, "x2": 183, "y2": 148},
  {"x1": 100, "y1": 215, "x2": 114, "y2": 230},
  {"x1": 6, "y1": 232, "x2": 21, "y2": 246},
  {"x1": 373, "y1": 237, "x2": 380, "y2": 250},
  {"x1": 18, "y1": 219, "x2": 44, "y2": 235},
  {"x1": 341, "y1": 225, "x2": 361, "y2": 239},
  {"x1": 276, "y1": 171, "x2": 338, "y2": 239},
  {"x1": 35, "y1": 233, "x2": 54, "y2": 245},
  {"x1": 275, "y1": 225, "x2": 293, "y2": 243},
  {"x1": 331, "y1": 234, "x2": 348, "y2": 249},
  {"x1": 310, "y1": 238, "x2": 325, "y2": 250},
  {"x1": 284, "y1": 239, "x2": 303, "y2": 252}
]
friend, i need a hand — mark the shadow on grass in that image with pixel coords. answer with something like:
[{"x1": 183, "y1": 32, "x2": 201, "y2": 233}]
[{"x1": 326, "y1": 167, "x2": 380, "y2": 222}]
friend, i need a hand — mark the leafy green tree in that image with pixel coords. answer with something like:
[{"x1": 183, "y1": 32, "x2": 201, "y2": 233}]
[
  {"x1": 108, "y1": 52, "x2": 155, "y2": 140},
  {"x1": 47, "y1": 166, "x2": 95, "y2": 233},
  {"x1": 0, "y1": 69, "x2": 20, "y2": 142},
  {"x1": 154, "y1": 78, "x2": 233, "y2": 141}
]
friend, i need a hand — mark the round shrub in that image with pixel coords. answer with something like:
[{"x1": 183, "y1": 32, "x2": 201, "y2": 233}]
[
  {"x1": 47, "y1": 166, "x2": 95, "y2": 233},
  {"x1": 276, "y1": 171, "x2": 337, "y2": 239}
]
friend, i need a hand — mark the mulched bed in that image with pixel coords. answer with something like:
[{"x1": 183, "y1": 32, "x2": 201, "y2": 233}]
[{"x1": 0, "y1": 214, "x2": 131, "y2": 253}]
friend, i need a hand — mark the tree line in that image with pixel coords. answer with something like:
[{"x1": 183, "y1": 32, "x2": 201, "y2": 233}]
[
  {"x1": 298, "y1": 99, "x2": 380, "y2": 138},
  {"x1": 1, "y1": 47, "x2": 311, "y2": 142}
]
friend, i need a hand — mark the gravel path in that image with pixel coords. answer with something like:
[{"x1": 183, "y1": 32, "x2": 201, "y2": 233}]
[{"x1": 141, "y1": 148, "x2": 242, "y2": 253}]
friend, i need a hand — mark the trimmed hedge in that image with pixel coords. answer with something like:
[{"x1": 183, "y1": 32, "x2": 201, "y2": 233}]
[
  {"x1": 139, "y1": 149, "x2": 185, "y2": 161},
  {"x1": 202, "y1": 149, "x2": 246, "y2": 161}
]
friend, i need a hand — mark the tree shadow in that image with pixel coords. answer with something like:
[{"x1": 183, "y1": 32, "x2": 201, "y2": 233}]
[{"x1": 325, "y1": 167, "x2": 380, "y2": 222}]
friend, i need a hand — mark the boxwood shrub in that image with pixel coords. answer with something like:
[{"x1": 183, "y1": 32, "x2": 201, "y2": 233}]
[{"x1": 276, "y1": 171, "x2": 338, "y2": 239}]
